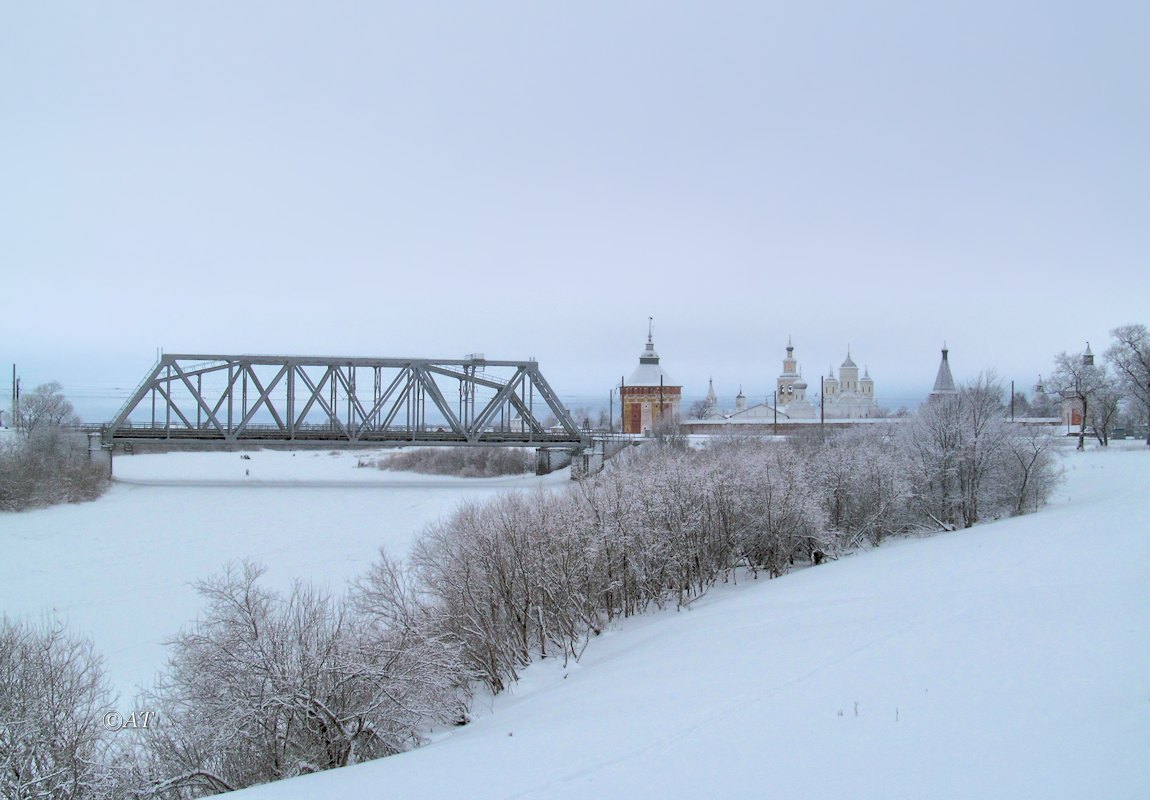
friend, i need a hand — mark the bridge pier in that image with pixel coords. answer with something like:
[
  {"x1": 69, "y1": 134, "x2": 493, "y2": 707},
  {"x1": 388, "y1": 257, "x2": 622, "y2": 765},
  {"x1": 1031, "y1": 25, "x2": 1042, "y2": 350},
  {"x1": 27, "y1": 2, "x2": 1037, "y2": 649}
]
[
  {"x1": 87, "y1": 432, "x2": 113, "y2": 477},
  {"x1": 536, "y1": 447, "x2": 579, "y2": 475},
  {"x1": 536, "y1": 440, "x2": 615, "y2": 477}
]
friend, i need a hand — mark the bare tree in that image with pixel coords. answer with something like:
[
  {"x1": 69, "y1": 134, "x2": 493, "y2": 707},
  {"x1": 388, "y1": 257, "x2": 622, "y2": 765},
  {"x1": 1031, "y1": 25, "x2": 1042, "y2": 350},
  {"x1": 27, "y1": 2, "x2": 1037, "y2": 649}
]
[
  {"x1": 688, "y1": 399, "x2": 713, "y2": 419},
  {"x1": 1049, "y1": 350, "x2": 1110, "y2": 450},
  {"x1": 17, "y1": 381, "x2": 80, "y2": 438},
  {"x1": 1087, "y1": 375, "x2": 1122, "y2": 446},
  {"x1": 902, "y1": 393, "x2": 965, "y2": 528},
  {"x1": 0, "y1": 617, "x2": 115, "y2": 800},
  {"x1": 899, "y1": 373, "x2": 1042, "y2": 528},
  {"x1": 1106, "y1": 323, "x2": 1150, "y2": 445},
  {"x1": 955, "y1": 373, "x2": 1012, "y2": 526},
  {"x1": 1000, "y1": 424, "x2": 1061, "y2": 516}
]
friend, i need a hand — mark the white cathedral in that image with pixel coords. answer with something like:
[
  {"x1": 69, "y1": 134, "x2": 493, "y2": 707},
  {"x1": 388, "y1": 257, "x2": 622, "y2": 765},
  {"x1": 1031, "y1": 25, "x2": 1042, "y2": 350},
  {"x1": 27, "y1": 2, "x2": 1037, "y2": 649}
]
[
  {"x1": 701, "y1": 338, "x2": 879, "y2": 421},
  {"x1": 775, "y1": 339, "x2": 878, "y2": 419}
]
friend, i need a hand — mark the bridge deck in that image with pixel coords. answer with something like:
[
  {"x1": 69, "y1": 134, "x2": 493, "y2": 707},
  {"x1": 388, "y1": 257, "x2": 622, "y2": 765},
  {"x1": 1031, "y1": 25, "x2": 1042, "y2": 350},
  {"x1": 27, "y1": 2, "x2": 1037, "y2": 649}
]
[{"x1": 101, "y1": 425, "x2": 586, "y2": 447}]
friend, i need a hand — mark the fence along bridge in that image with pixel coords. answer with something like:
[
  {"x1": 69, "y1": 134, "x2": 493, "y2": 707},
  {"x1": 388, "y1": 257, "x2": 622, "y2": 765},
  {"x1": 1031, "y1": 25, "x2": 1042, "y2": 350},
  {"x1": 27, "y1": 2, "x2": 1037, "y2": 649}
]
[{"x1": 102, "y1": 354, "x2": 590, "y2": 452}]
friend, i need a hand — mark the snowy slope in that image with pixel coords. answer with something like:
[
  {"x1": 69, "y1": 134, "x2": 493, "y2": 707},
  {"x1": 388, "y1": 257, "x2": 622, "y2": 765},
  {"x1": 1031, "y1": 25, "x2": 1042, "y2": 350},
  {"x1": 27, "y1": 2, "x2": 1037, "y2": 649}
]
[
  {"x1": 0, "y1": 449, "x2": 568, "y2": 699},
  {"x1": 229, "y1": 443, "x2": 1150, "y2": 800}
]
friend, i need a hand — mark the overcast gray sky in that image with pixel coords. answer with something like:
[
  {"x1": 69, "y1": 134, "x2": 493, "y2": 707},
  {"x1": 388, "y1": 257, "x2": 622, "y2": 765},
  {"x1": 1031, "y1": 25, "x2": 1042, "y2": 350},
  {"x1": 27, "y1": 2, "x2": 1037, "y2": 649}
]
[{"x1": 2, "y1": 1, "x2": 1147, "y2": 416}]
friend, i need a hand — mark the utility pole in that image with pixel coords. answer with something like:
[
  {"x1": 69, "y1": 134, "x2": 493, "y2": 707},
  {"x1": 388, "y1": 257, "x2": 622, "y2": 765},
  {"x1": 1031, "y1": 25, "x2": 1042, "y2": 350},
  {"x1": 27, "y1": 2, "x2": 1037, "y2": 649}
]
[
  {"x1": 820, "y1": 376, "x2": 826, "y2": 433},
  {"x1": 620, "y1": 375, "x2": 625, "y2": 434},
  {"x1": 12, "y1": 364, "x2": 19, "y2": 432},
  {"x1": 773, "y1": 390, "x2": 777, "y2": 435},
  {"x1": 1010, "y1": 380, "x2": 1015, "y2": 421},
  {"x1": 659, "y1": 375, "x2": 664, "y2": 425}
]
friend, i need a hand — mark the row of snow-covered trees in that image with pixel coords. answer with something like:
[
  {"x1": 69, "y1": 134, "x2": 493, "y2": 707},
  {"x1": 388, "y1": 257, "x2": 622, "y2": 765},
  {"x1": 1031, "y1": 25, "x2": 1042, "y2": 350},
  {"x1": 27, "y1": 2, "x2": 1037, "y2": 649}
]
[{"x1": 2, "y1": 374, "x2": 1065, "y2": 797}]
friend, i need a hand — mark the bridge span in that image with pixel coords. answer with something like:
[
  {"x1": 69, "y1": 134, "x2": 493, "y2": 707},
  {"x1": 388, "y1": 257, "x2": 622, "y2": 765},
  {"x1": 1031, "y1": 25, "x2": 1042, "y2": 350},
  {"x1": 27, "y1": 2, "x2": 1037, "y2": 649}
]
[{"x1": 101, "y1": 354, "x2": 590, "y2": 452}]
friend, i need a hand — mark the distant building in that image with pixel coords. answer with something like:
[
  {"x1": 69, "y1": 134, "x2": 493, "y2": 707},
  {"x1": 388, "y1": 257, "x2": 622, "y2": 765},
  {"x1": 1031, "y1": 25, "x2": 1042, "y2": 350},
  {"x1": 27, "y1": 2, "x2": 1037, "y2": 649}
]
[
  {"x1": 1060, "y1": 343, "x2": 1094, "y2": 429},
  {"x1": 777, "y1": 340, "x2": 876, "y2": 419},
  {"x1": 620, "y1": 323, "x2": 681, "y2": 434}
]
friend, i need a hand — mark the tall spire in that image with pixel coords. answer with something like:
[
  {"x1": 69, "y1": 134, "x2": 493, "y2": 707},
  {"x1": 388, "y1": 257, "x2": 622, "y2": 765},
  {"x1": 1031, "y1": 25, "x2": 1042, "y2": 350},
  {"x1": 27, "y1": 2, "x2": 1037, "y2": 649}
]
[
  {"x1": 639, "y1": 318, "x2": 660, "y2": 365},
  {"x1": 931, "y1": 342, "x2": 957, "y2": 396}
]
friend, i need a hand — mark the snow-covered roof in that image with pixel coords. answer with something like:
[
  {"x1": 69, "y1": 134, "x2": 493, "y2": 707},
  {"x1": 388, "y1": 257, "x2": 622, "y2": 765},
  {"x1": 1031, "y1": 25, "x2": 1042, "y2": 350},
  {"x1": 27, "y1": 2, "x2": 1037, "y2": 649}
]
[
  {"x1": 627, "y1": 362, "x2": 675, "y2": 386},
  {"x1": 625, "y1": 334, "x2": 677, "y2": 387}
]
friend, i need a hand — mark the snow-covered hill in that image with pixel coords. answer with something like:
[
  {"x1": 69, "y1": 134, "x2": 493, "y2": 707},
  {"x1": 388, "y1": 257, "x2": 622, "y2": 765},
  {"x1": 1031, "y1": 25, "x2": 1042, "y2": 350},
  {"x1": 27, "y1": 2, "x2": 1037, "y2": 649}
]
[{"x1": 227, "y1": 442, "x2": 1150, "y2": 799}]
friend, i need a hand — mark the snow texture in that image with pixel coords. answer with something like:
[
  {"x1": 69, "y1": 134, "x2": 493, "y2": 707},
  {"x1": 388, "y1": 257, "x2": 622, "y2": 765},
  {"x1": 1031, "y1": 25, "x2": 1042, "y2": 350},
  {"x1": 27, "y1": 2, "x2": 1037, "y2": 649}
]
[{"x1": 228, "y1": 442, "x2": 1150, "y2": 799}]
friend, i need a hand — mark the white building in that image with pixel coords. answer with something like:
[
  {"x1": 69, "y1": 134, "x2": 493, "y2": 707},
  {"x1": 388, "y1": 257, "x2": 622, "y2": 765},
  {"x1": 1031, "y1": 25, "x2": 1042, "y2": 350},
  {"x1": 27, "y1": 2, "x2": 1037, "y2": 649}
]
[{"x1": 777, "y1": 341, "x2": 877, "y2": 419}]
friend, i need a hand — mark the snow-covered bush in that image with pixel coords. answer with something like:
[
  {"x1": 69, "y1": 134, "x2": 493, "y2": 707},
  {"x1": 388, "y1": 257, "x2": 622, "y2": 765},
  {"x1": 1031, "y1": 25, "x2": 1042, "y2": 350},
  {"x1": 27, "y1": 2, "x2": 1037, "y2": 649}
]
[
  {"x1": 805, "y1": 425, "x2": 914, "y2": 547},
  {"x1": 0, "y1": 617, "x2": 116, "y2": 800},
  {"x1": 0, "y1": 433, "x2": 108, "y2": 511},
  {"x1": 138, "y1": 562, "x2": 467, "y2": 795},
  {"x1": 373, "y1": 447, "x2": 534, "y2": 477},
  {"x1": 408, "y1": 439, "x2": 846, "y2": 692}
]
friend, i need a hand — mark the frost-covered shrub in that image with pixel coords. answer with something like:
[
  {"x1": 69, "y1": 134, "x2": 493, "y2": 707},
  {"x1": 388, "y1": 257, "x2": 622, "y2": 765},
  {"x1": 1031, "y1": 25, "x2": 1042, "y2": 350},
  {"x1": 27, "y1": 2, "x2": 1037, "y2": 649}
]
[
  {"x1": 140, "y1": 562, "x2": 467, "y2": 795},
  {"x1": 374, "y1": 447, "x2": 534, "y2": 477},
  {"x1": 900, "y1": 374, "x2": 1062, "y2": 528},
  {"x1": 805, "y1": 425, "x2": 914, "y2": 546},
  {"x1": 404, "y1": 407, "x2": 1062, "y2": 694},
  {"x1": 0, "y1": 617, "x2": 116, "y2": 800},
  {"x1": 408, "y1": 440, "x2": 849, "y2": 692},
  {"x1": 0, "y1": 429, "x2": 109, "y2": 512}
]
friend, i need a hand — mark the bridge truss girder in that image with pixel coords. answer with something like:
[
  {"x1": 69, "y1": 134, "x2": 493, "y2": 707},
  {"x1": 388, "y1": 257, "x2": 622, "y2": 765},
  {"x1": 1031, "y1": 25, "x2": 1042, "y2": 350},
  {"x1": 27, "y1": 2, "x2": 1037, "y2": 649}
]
[{"x1": 105, "y1": 354, "x2": 588, "y2": 447}]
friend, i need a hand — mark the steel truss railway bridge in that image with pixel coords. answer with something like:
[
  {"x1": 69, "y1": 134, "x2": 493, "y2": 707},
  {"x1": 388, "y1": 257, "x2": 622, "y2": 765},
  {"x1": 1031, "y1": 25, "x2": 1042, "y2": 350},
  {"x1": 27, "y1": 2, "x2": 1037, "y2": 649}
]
[{"x1": 100, "y1": 355, "x2": 592, "y2": 461}]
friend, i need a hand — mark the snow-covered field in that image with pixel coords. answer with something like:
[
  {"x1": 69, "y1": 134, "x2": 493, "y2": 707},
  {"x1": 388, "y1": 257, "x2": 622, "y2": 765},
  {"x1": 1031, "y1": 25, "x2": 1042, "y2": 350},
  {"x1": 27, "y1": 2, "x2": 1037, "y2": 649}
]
[
  {"x1": 3, "y1": 442, "x2": 1148, "y2": 798},
  {"x1": 0, "y1": 448, "x2": 568, "y2": 699},
  {"x1": 222, "y1": 441, "x2": 1148, "y2": 800}
]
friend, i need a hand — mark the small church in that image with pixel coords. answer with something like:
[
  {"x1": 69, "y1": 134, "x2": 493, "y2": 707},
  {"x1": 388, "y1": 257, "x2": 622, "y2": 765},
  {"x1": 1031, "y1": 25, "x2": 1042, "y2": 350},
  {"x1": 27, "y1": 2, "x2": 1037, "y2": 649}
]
[{"x1": 620, "y1": 321, "x2": 682, "y2": 434}]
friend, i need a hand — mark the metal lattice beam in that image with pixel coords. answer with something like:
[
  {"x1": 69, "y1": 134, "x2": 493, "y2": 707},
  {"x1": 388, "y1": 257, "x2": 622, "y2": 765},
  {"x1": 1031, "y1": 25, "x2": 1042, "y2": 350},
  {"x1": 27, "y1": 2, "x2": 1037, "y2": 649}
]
[{"x1": 104, "y1": 354, "x2": 587, "y2": 448}]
